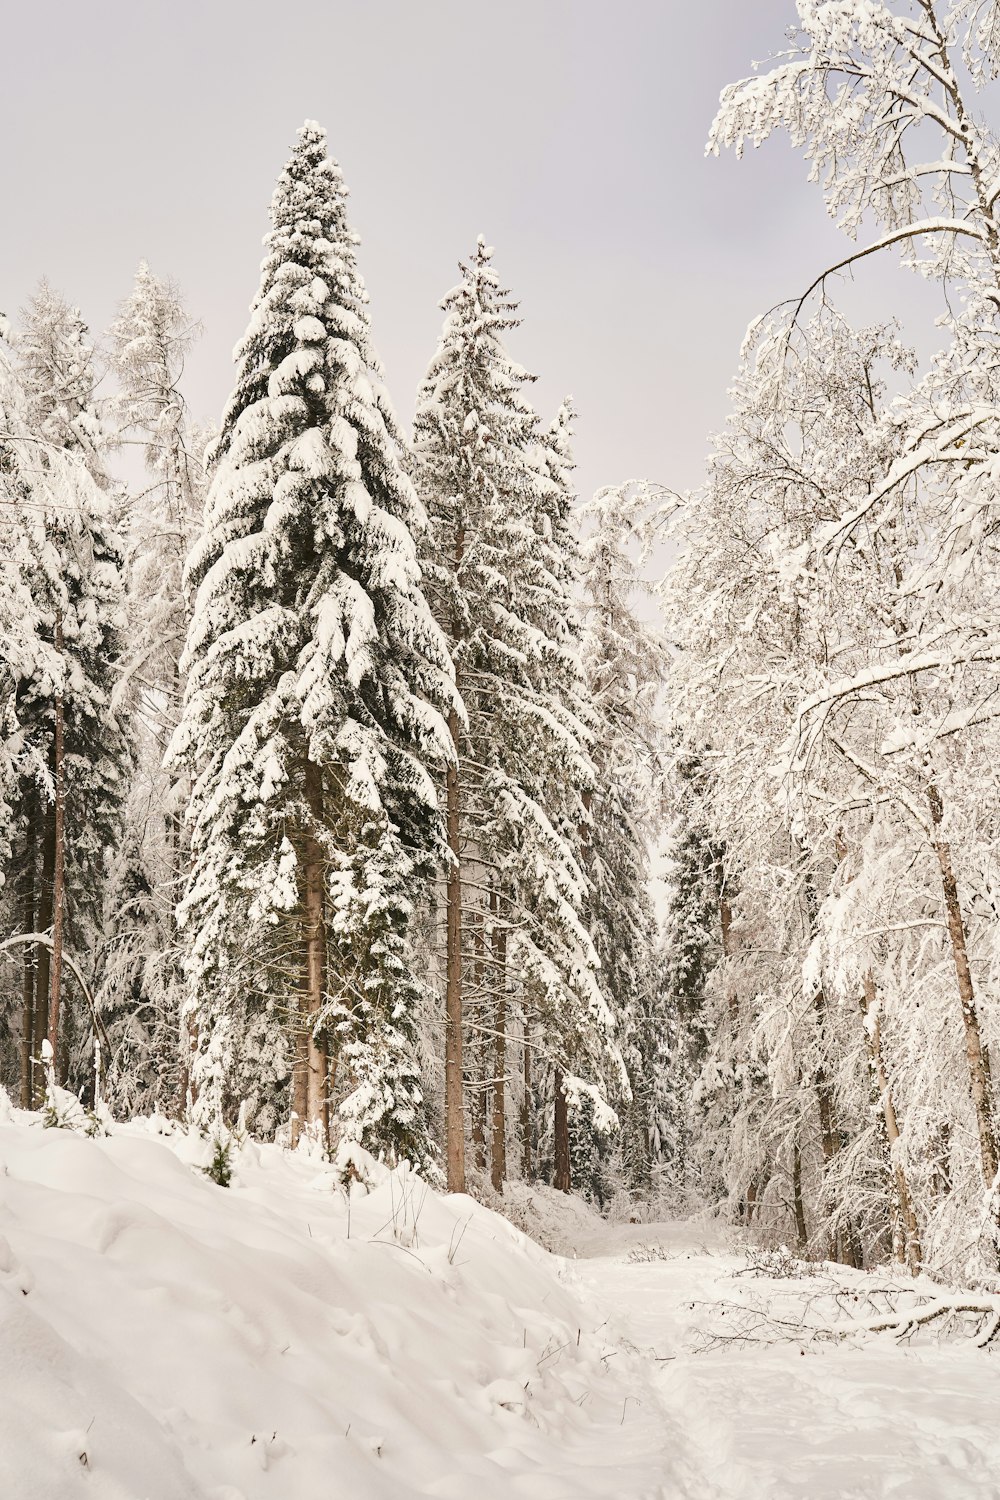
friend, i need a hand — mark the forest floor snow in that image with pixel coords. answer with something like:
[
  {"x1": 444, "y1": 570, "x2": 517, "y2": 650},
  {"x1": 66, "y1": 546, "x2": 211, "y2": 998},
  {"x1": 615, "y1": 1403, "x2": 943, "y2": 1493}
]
[{"x1": 1, "y1": 1105, "x2": 999, "y2": 1499}]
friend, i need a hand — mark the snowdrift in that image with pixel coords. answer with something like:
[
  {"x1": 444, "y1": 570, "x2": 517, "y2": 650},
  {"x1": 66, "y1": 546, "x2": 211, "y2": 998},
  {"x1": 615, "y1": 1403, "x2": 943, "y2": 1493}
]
[{"x1": 0, "y1": 1104, "x2": 669, "y2": 1499}]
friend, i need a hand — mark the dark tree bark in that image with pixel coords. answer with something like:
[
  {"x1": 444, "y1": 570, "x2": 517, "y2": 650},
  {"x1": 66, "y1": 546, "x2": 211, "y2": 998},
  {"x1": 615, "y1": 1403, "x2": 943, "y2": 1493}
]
[
  {"x1": 927, "y1": 782, "x2": 999, "y2": 1196},
  {"x1": 521, "y1": 1013, "x2": 533, "y2": 1181},
  {"x1": 445, "y1": 705, "x2": 466, "y2": 1192},
  {"x1": 792, "y1": 1142, "x2": 808, "y2": 1250},
  {"x1": 47, "y1": 618, "x2": 67, "y2": 1077},
  {"x1": 19, "y1": 805, "x2": 36, "y2": 1108},
  {"x1": 34, "y1": 799, "x2": 55, "y2": 1105},
  {"x1": 553, "y1": 1067, "x2": 571, "y2": 1193},
  {"x1": 490, "y1": 888, "x2": 506, "y2": 1193},
  {"x1": 303, "y1": 759, "x2": 329, "y2": 1146},
  {"x1": 291, "y1": 758, "x2": 328, "y2": 1148}
]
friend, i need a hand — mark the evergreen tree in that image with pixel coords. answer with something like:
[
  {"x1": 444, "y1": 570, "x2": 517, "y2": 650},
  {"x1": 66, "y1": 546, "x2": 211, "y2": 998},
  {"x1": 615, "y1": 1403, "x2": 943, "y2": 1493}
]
[
  {"x1": 171, "y1": 122, "x2": 456, "y2": 1165},
  {"x1": 413, "y1": 241, "x2": 621, "y2": 1193},
  {"x1": 0, "y1": 296, "x2": 130, "y2": 1101},
  {"x1": 0, "y1": 341, "x2": 51, "y2": 1101},
  {"x1": 579, "y1": 485, "x2": 668, "y2": 1192}
]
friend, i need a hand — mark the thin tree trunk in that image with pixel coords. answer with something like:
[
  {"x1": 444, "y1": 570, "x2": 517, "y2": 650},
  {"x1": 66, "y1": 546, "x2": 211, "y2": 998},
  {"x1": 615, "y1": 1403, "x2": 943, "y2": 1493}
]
[
  {"x1": 290, "y1": 1017, "x2": 308, "y2": 1148},
  {"x1": 19, "y1": 805, "x2": 36, "y2": 1108},
  {"x1": 490, "y1": 888, "x2": 506, "y2": 1193},
  {"x1": 553, "y1": 1067, "x2": 571, "y2": 1192},
  {"x1": 180, "y1": 1013, "x2": 198, "y2": 1120},
  {"x1": 47, "y1": 617, "x2": 66, "y2": 1078},
  {"x1": 469, "y1": 910, "x2": 486, "y2": 1171},
  {"x1": 803, "y1": 873, "x2": 840, "y2": 1167},
  {"x1": 801, "y1": 864, "x2": 860, "y2": 1264},
  {"x1": 746, "y1": 1170, "x2": 769, "y2": 1225},
  {"x1": 861, "y1": 971, "x2": 922, "y2": 1275},
  {"x1": 445, "y1": 706, "x2": 466, "y2": 1193},
  {"x1": 34, "y1": 800, "x2": 55, "y2": 1106},
  {"x1": 792, "y1": 1142, "x2": 808, "y2": 1250},
  {"x1": 926, "y1": 781, "x2": 1000, "y2": 1195},
  {"x1": 521, "y1": 1012, "x2": 532, "y2": 1181}
]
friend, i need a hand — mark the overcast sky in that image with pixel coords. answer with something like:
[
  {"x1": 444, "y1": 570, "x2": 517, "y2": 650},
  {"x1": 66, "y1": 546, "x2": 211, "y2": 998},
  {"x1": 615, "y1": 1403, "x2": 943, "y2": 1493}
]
[{"x1": 3, "y1": 0, "x2": 946, "y2": 504}]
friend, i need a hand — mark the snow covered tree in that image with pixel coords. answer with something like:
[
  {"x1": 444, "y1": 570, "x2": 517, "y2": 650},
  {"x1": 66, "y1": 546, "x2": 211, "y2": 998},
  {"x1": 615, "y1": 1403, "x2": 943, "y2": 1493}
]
[
  {"x1": 18, "y1": 281, "x2": 106, "y2": 476},
  {"x1": 701, "y1": 0, "x2": 1000, "y2": 1272},
  {"x1": 662, "y1": 296, "x2": 1000, "y2": 1274},
  {"x1": 413, "y1": 241, "x2": 622, "y2": 1193},
  {"x1": 171, "y1": 122, "x2": 456, "y2": 1165},
  {"x1": 0, "y1": 298, "x2": 129, "y2": 1103},
  {"x1": 109, "y1": 262, "x2": 210, "y2": 740},
  {"x1": 103, "y1": 264, "x2": 212, "y2": 1115},
  {"x1": 0, "y1": 339, "x2": 51, "y2": 1102},
  {"x1": 578, "y1": 484, "x2": 668, "y2": 1192}
]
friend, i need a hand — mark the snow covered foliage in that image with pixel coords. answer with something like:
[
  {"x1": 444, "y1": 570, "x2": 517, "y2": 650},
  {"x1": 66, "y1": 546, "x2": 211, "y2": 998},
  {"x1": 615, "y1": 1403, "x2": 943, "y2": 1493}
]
[
  {"x1": 97, "y1": 265, "x2": 213, "y2": 1122},
  {"x1": 171, "y1": 123, "x2": 456, "y2": 1164},
  {"x1": 0, "y1": 301, "x2": 131, "y2": 1109},
  {"x1": 664, "y1": 301, "x2": 1000, "y2": 1277},
  {"x1": 578, "y1": 485, "x2": 669, "y2": 1194},
  {"x1": 664, "y1": 0, "x2": 1000, "y2": 1281},
  {"x1": 412, "y1": 241, "x2": 622, "y2": 1193}
]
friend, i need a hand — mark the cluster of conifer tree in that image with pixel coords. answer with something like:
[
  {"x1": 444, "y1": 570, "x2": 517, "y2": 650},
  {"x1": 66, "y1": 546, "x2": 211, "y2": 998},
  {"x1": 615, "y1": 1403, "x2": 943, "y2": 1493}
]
[
  {"x1": 15, "y1": 0, "x2": 999, "y2": 1283},
  {"x1": 0, "y1": 123, "x2": 669, "y2": 1204}
]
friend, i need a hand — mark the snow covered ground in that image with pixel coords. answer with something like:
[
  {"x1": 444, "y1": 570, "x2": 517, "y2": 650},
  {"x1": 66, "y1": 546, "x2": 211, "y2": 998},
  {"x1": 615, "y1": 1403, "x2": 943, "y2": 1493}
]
[{"x1": 2, "y1": 1101, "x2": 1000, "y2": 1499}]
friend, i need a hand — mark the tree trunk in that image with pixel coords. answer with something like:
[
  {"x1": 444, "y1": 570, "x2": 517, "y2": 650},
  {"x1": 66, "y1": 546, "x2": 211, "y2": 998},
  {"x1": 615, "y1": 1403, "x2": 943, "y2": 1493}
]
[
  {"x1": 34, "y1": 799, "x2": 55, "y2": 1107},
  {"x1": 801, "y1": 864, "x2": 860, "y2": 1263},
  {"x1": 926, "y1": 782, "x2": 1000, "y2": 1195},
  {"x1": 521, "y1": 1013, "x2": 533, "y2": 1181},
  {"x1": 861, "y1": 971, "x2": 921, "y2": 1275},
  {"x1": 290, "y1": 1015, "x2": 308, "y2": 1149},
  {"x1": 469, "y1": 910, "x2": 486, "y2": 1171},
  {"x1": 19, "y1": 806, "x2": 36, "y2": 1108},
  {"x1": 802, "y1": 873, "x2": 841, "y2": 1167},
  {"x1": 295, "y1": 758, "x2": 328, "y2": 1149},
  {"x1": 490, "y1": 888, "x2": 506, "y2": 1193},
  {"x1": 445, "y1": 706, "x2": 466, "y2": 1193},
  {"x1": 47, "y1": 619, "x2": 66, "y2": 1079},
  {"x1": 553, "y1": 1067, "x2": 571, "y2": 1192},
  {"x1": 303, "y1": 760, "x2": 328, "y2": 1144},
  {"x1": 792, "y1": 1142, "x2": 808, "y2": 1250}
]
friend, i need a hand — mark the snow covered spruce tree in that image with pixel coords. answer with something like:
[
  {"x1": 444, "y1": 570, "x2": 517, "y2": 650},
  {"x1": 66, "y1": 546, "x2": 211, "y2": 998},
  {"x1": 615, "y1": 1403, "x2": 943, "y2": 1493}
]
[
  {"x1": 0, "y1": 334, "x2": 53, "y2": 1100},
  {"x1": 3, "y1": 289, "x2": 130, "y2": 1104},
  {"x1": 578, "y1": 484, "x2": 668, "y2": 1197},
  {"x1": 413, "y1": 241, "x2": 622, "y2": 1194},
  {"x1": 171, "y1": 123, "x2": 456, "y2": 1163}
]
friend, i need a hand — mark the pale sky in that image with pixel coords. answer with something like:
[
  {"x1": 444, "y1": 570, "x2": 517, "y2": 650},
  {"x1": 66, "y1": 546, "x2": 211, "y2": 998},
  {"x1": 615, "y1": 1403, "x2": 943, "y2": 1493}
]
[{"x1": 3, "y1": 1, "x2": 945, "y2": 504}]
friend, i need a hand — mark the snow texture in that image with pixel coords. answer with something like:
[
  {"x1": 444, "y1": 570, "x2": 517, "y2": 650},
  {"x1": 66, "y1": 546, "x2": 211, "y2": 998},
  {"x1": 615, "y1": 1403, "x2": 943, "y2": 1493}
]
[{"x1": 2, "y1": 1105, "x2": 999, "y2": 1497}]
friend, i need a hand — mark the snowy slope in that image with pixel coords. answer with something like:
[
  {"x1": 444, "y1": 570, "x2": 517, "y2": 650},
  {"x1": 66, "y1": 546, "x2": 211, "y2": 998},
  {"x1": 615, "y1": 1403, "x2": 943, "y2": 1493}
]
[
  {"x1": 0, "y1": 1107, "x2": 678, "y2": 1500},
  {"x1": 5, "y1": 1104, "x2": 1000, "y2": 1500}
]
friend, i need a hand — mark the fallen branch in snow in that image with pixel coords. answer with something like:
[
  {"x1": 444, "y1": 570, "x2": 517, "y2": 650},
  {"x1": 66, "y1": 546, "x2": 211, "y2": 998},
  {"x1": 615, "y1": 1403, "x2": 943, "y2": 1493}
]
[{"x1": 687, "y1": 1279, "x2": 1000, "y2": 1353}]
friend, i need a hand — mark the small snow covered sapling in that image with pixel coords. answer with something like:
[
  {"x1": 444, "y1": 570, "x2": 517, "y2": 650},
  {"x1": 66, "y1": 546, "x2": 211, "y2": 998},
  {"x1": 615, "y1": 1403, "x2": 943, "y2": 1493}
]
[
  {"x1": 204, "y1": 1136, "x2": 233, "y2": 1188},
  {"x1": 203, "y1": 1125, "x2": 239, "y2": 1187}
]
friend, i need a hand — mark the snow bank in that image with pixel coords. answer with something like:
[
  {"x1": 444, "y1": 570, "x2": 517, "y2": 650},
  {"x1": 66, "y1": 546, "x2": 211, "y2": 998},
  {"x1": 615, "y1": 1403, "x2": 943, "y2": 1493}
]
[{"x1": 0, "y1": 1108, "x2": 676, "y2": 1498}]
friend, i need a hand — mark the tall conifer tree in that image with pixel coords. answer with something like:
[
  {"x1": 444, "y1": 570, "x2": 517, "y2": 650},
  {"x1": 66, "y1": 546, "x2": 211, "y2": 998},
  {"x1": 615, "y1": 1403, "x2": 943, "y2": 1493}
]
[
  {"x1": 413, "y1": 241, "x2": 621, "y2": 1192},
  {"x1": 172, "y1": 123, "x2": 456, "y2": 1164}
]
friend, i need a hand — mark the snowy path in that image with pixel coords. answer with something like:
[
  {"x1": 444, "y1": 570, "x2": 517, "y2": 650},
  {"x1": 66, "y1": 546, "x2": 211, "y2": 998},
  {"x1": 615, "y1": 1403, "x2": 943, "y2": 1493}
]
[
  {"x1": 3, "y1": 1114, "x2": 1000, "y2": 1499},
  {"x1": 565, "y1": 1219, "x2": 1000, "y2": 1500}
]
